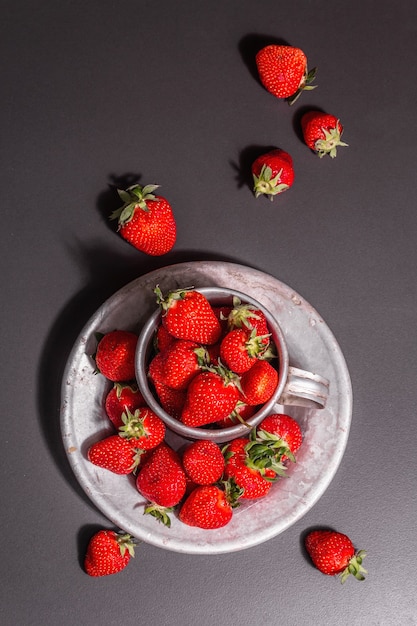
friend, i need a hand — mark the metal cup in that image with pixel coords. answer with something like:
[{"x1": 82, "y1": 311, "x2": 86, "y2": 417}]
[{"x1": 135, "y1": 287, "x2": 329, "y2": 443}]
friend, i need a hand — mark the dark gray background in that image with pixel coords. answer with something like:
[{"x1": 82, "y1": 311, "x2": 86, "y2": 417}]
[{"x1": 2, "y1": 1, "x2": 416, "y2": 624}]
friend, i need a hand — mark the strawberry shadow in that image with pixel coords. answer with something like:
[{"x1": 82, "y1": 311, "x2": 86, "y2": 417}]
[{"x1": 96, "y1": 172, "x2": 142, "y2": 233}]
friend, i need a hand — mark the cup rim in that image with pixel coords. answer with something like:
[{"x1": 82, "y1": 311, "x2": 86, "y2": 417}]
[{"x1": 135, "y1": 286, "x2": 289, "y2": 442}]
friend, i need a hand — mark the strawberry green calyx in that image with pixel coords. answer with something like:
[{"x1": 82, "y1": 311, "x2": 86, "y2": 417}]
[
  {"x1": 118, "y1": 407, "x2": 147, "y2": 440},
  {"x1": 340, "y1": 550, "x2": 367, "y2": 583},
  {"x1": 228, "y1": 297, "x2": 262, "y2": 327},
  {"x1": 287, "y1": 66, "x2": 317, "y2": 106},
  {"x1": 222, "y1": 478, "x2": 244, "y2": 508},
  {"x1": 245, "y1": 428, "x2": 293, "y2": 476},
  {"x1": 144, "y1": 503, "x2": 174, "y2": 527},
  {"x1": 253, "y1": 165, "x2": 289, "y2": 199},
  {"x1": 153, "y1": 284, "x2": 194, "y2": 313},
  {"x1": 110, "y1": 184, "x2": 161, "y2": 227},
  {"x1": 315, "y1": 124, "x2": 348, "y2": 158},
  {"x1": 114, "y1": 532, "x2": 136, "y2": 558}
]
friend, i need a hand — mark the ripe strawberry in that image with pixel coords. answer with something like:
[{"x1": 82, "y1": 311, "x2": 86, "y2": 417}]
[
  {"x1": 182, "y1": 440, "x2": 225, "y2": 485},
  {"x1": 84, "y1": 530, "x2": 135, "y2": 577},
  {"x1": 136, "y1": 443, "x2": 187, "y2": 525},
  {"x1": 227, "y1": 297, "x2": 270, "y2": 342},
  {"x1": 148, "y1": 352, "x2": 187, "y2": 419},
  {"x1": 104, "y1": 382, "x2": 146, "y2": 430},
  {"x1": 159, "y1": 339, "x2": 209, "y2": 390},
  {"x1": 181, "y1": 368, "x2": 241, "y2": 427},
  {"x1": 216, "y1": 400, "x2": 256, "y2": 428},
  {"x1": 87, "y1": 435, "x2": 144, "y2": 474},
  {"x1": 256, "y1": 413, "x2": 303, "y2": 462},
  {"x1": 95, "y1": 330, "x2": 138, "y2": 382},
  {"x1": 154, "y1": 323, "x2": 175, "y2": 352},
  {"x1": 252, "y1": 149, "x2": 295, "y2": 200},
  {"x1": 110, "y1": 183, "x2": 176, "y2": 256},
  {"x1": 118, "y1": 406, "x2": 166, "y2": 450},
  {"x1": 305, "y1": 530, "x2": 367, "y2": 582},
  {"x1": 179, "y1": 484, "x2": 237, "y2": 529},
  {"x1": 240, "y1": 360, "x2": 278, "y2": 406},
  {"x1": 155, "y1": 286, "x2": 221, "y2": 345},
  {"x1": 220, "y1": 327, "x2": 268, "y2": 374},
  {"x1": 256, "y1": 44, "x2": 317, "y2": 105},
  {"x1": 223, "y1": 437, "x2": 276, "y2": 499},
  {"x1": 301, "y1": 111, "x2": 348, "y2": 158}
]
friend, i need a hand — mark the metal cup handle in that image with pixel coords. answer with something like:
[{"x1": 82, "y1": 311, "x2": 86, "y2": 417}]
[{"x1": 277, "y1": 366, "x2": 329, "y2": 408}]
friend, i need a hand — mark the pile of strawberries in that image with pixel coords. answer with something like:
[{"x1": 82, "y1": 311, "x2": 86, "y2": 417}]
[
  {"x1": 85, "y1": 288, "x2": 303, "y2": 558},
  {"x1": 147, "y1": 286, "x2": 279, "y2": 428}
]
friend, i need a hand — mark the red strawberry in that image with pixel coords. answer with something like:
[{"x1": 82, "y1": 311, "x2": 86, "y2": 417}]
[
  {"x1": 216, "y1": 400, "x2": 256, "y2": 428},
  {"x1": 256, "y1": 44, "x2": 317, "y2": 105},
  {"x1": 155, "y1": 286, "x2": 221, "y2": 345},
  {"x1": 227, "y1": 297, "x2": 270, "y2": 342},
  {"x1": 305, "y1": 530, "x2": 367, "y2": 582},
  {"x1": 136, "y1": 444, "x2": 187, "y2": 525},
  {"x1": 95, "y1": 330, "x2": 138, "y2": 382},
  {"x1": 159, "y1": 339, "x2": 209, "y2": 390},
  {"x1": 252, "y1": 149, "x2": 295, "y2": 200},
  {"x1": 84, "y1": 530, "x2": 135, "y2": 577},
  {"x1": 179, "y1": 484, "x2": 237, "y2": 529},
  {"x1": 182, "y1": 440, "x2": 225, "y2": 485},
  {"x1": 220, "y1": 327, "x2": 269, "y2": 374},
  {"x1": 87, "y1": 435, "x2": 144, "y2": 474},
  {"x1": 301, "y1": 111, "x2": 348, "y2": 158},
  {"x1": 154, "y1": 323, "x2": 175, "y2": 352},
  {"x1": 256, "y1": 413, "x2": 302, "y2": 462},
  {"x1": 118, "y1": 406, "x2": 166, "y2": 450},
  {"x1": 148, "y1": 352, "x2": 187, "y2": 419},
  {"x1": 104, "y1": 382, "x2": 146, "y2": 430},
  {"x1": 181, "y1": 368, "x2": 241, "y2": 427},
  {"x1": 110, "y1": 184, "x2": 176, "y2": 256},
  {"x1": 240, "y1": 360, "x2": 278, "y2": 405},
  {"x1": 223, "y1": 437, "x2": 276, "y2": 500}
]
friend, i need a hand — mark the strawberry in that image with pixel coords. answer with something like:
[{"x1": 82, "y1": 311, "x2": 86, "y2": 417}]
[
  {"x1": 216, "y1": 400, "x2": 256, "y2": 428},
  {"x1": 181, "y1": 368, "x2": 241, "y2": 427},
  {"x1": 155, "y1": 286, "x2": 221, "y2": 345},
  {"x1": 223, "y1": 437, "x2": 276, "y2": 500},
  {"x1": 227, "y1": 297, "x2": 270, "y2": 342},
  {"x1": 256, "y1": 44, "x2": 317, "y2": 105},
  {"x1": 179, "y1": 484, "x2": 238, "y2": 529},
  {"x1": 220, "y1": 327, "x2": 269, "y2": 374},
  {"x1": 301, "y1": 111, "x2": 348, "y2": 158},
  {"x1": 154, "y1": 323, "x2": 175, "y2": 352},
  {"x1": 95, "y1": 330, "x2": 138, "y2": 382},
  {"x1": 84, "y1": 530, "x2": 135, "y2": 577},
  {"x1": 104, "y1": 382, "x2": 146, "y2": 430},
  {"x1": 256, "y1": 413, "x2": 302, "y2": 462},
  {"x1": 148, "y1": 352, "x2": 187, "y2": 419},
  {"x1": 182, "y1": 440, "x2": 225, "y2": 485},
  {"x1": 118, "y1": 406, "x2": 166, "y2": 450},
  {"x1": 136, "y1": 443, "x2": 187, "y2": 525},
  {"x1": 305, "y1": 530, "x2": 367, "y2": 582},
  {"x1": 240, "y1": 360, "x2": 278, "y2": 406},
  {"x1": 87, "y1": 434, "x2": 144, "y2": 474},
  {"x1": 110, "y1": 183, "x2": 176, "y2": 256},
  {"x1": 252, "y1": 149, "x2": 295, "y2": 200},
  {"x1": 159, "y1": 339, "x2": 209, "y2": 390}
]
